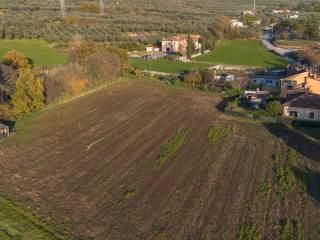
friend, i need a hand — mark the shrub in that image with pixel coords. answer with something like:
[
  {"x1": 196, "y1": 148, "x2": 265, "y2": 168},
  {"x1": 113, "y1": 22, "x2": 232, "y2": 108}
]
[
  {"x1": 4, "y1": 50, "x2": 30, "y2": 69},
  {"x1": 12, "y1": 68, "x2": 44, "y2": 114},
  {"x1": 266, "y1": 101, "x2": 283, "y2": 117}
]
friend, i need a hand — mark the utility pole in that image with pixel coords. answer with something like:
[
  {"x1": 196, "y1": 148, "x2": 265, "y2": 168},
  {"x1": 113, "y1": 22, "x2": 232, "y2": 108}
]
[
  {"x1": 99, "y1": 0, "x2": 105, "y2": 16},
  {"x1": 60, "y1": 0, "x2": 66, "y2": 18},
  {"x1": 253, "y1": 0, "x2": 256, "y2": 15}
]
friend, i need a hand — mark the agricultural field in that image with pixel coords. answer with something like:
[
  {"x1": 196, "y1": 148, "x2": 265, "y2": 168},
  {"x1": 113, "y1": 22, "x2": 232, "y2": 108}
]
[
  {"x1": 131, "y1": 58, "x2": 211, "y2": 74},
  {"x1": 0, "y1": 80, "x2": 320, "y2": 239},
  {"x1": 193, "y1": 40, "x2": 289, "y2": 68},
  {"x1": 0, "y1": 40, "x2": 66, "y2": 67},
  {"x1": 0, "y1": 0, "x2": 304, "y2": 43}
]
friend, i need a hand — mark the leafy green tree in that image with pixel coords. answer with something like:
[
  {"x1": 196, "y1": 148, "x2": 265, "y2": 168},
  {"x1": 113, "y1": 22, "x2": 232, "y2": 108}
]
[
  {"x1": 186, "y1": 35, "x2": 195, "y2": 59},
  {"x1": 12, "y1": 68, "x2": 44, "y2": 114},
  {"x1": 266, "y1": 101, "x2": 283, "y2": 117}
]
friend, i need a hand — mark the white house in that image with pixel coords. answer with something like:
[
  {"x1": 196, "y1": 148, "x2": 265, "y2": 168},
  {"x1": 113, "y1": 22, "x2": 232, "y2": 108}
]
[
  {"x1": 283, "y1": 94, "x2": 320, "y2": 121},
  {"x1": 288, "y1": 14, "x2": 299, "y2": 19},
  {"x1": 242, "y1": 10, "x2": 255, "y2": 15},
  {"x1": 230, "y1": 19, "x2": 245, "y2": 28},
  {"x1": 272, "y1": 9, "x2": 290, "y2": 14},
  {"x1": 145, "y1": 45, "x2": 160, "y2": 52}
]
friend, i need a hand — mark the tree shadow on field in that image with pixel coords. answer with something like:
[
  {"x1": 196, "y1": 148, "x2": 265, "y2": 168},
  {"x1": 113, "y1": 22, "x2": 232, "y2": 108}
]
[
  {"x1": 264, "y1": 123, "x2": 320, "y2": 163},
  {"x1": 215, "y1": 96, "x2": 236, "y2": 112},
  {"x1": 292, "y1": 166, "x2": 320, "y2": 205}
]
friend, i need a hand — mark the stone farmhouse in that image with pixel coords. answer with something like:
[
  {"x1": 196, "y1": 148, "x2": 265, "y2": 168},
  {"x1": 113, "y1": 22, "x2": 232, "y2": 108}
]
[{"x1": 161, "y1": 34, "x2": 201, "y2": 55}]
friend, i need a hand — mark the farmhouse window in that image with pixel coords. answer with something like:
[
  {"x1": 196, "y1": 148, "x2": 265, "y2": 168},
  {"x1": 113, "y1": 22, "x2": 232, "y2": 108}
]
[
  {"x1": 289, "y1": 111, "x2": 298, "y2": 118},
  {"x1": 309, "y1": 112, "x2": 315, "y2": 119}
]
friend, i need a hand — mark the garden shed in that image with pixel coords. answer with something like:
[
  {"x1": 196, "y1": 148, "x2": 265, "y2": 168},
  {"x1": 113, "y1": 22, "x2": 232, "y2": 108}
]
[{"x1": 0, "y1": 123, "x2": 9, "y2": 139}]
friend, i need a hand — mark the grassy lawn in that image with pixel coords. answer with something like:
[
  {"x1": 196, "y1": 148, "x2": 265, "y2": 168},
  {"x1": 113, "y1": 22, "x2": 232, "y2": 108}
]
[
  {"x1": 0, "y1": 195, "x2": 68, "y2": 240},
  {"x1": 131, "y1": 58, "x2": 211, "y2": 74},
  {"x1": 193, "y1": 40, "x2": 288, "y2": 68},
  {"x1": 0, "y1": 39, "x2": 66, "y2": 67}
]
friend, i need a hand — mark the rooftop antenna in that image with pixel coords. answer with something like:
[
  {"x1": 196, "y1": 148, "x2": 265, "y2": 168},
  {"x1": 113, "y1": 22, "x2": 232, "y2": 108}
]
[
  {"x1": 99, "y1": 0, "x2": 105, "y2": 16},
  {"x1": 60, "y1": 0, "x2": 66, "y2": 18}
]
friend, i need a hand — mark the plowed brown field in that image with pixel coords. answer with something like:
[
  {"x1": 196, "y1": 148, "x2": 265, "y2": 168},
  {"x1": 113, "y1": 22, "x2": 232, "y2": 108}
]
[{"x1": 1, "y1": 80, "x2": 320, "y2": 240}]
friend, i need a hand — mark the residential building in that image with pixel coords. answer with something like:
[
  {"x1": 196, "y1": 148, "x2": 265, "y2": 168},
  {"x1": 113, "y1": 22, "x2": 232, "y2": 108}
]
[
  {"x1": 230, "y1": 19, "x2": 245, "y2": 28},
  {"x1": 242, "y1": 10, "x2": 255, "y2": 15},
  {"x1": 288, "y1": 14, "x2": 299, "y2": 19},
  {"x1": 161, "y1": 35, "x2": 201, "y2": 55},
  {"x1": 280, "y1": 70, "x2": 320, "y2": 98},
  {"x1": 145, "y1": 45, "x2": 160, "y2": 52},
  {"x1": 283, "y1": 94, "x2": 320, "y2": 121},
  {"x1": 272, "y1": 9, "x2": 290, "y2": 14},
  {"x1": 241, "y1": 89, "x2": 270, "y2": 108}
]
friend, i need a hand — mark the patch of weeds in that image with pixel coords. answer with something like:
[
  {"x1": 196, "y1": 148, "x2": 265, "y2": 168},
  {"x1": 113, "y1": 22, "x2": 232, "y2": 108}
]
[
  {"x1": 123, "y1": 190, "x2": 136, "y2": 200},
  {"x1": 207, "y1": 125, "x2": 232, "y2": 143},
  {"x1": 158, "y1": 128, "x2": 190, "y2": 165},
  {"x1": 236, "y1": 223, "x2": 262, "y2": 240},
  {"x1": 209, "y1": 228, "x2": 227, "y2": 238},
  {"x1": 274, "y1": 163, "x2": 296, "y2": 198},
  {"x1": 275, "y1": 219, "x2": 303, "y2": 240},
  {"x1": 154, "y1": 229, "x2": 167, "y2": 240},
  {"x1": 257, "y1": 182, "x2": 272, "y2": 198},
  {"x1": 118, "y1": 190, "x2": 136, "y2": 206},
  {"x1": 288, "y1": 148, "x2": 299, "y2": 165}
]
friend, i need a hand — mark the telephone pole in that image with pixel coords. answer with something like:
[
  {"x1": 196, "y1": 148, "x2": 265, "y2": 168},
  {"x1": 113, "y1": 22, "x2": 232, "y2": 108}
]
[
  {"x1": 60, "y1": 0, "x2": 66, "y2": 18},
  {"x1": 99, "y1": 0, "x2": 105, "y2": 16},
  {"x1": 253, "y1": 0, "x2": 256, "y2": 15}
]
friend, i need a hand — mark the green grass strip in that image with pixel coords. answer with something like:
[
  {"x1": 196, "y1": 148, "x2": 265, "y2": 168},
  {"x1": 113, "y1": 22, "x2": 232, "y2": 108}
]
[
  {"x1": 158, "y1": 128, "x2": 190, "y2": 165},
  {"x1": 207, "y1": 125, "x2": 232, "y2": 143}
]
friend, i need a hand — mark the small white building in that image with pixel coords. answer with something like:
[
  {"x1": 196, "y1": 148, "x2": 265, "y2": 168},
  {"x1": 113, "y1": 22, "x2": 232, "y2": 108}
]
[
  {"x1": 0, "y1": 123, "x2": 9, "y2": 139},
  {"x1": 242, "y1": 10, "x2": 255, "y2": 15},
  {"x1": 145, "y1": 45, "x2": 160, "y2": 52},
  {"x1": 283, "y1": 94, "x2": 320, "y2": 121},
  {"x1": 272, "y1": 9, "x2": 290, "y2": 14},
  {"x1": 288, "y1": 14, "x2": 299, "y2": 19},
  {"x1": 231, "y1": 19, "x2": 245, "y2": 28}
]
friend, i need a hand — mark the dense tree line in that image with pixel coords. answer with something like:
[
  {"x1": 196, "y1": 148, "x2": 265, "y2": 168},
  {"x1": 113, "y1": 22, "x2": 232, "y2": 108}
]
[
  {"x1": 274, "y1": 17, "x2": 320, "y2": 41},
  {"x1": 0, "y1": 41, "x2": 130, "y2": 120}
]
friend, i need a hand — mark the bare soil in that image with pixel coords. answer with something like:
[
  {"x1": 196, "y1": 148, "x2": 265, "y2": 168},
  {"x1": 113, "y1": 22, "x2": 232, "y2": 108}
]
[{"x1": 1, "y1": 80, "x2": 320, "y2": 239}]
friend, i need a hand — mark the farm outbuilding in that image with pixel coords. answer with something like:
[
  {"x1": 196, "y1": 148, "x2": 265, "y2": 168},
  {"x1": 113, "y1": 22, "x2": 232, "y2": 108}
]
[{"x1": 0, "y1": 123, "x2": 9, "y2": 139}]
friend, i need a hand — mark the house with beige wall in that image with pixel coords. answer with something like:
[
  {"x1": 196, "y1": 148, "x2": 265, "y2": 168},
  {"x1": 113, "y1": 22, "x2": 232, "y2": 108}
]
[
  {"x1": 280, "y1": 71, "x2": 320, "y2": 98},
  {"x1": 283, "y1": 94, "x2": 320, "y2": 121}
]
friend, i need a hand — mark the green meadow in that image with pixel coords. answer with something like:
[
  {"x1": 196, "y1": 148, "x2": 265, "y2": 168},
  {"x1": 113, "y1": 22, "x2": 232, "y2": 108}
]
[
  {"x1": 194, "y1": 40, "x2": 288, "y2": 68},
  {"x1": 0, "y1": 39, "x2": 66, "y2": 67}
]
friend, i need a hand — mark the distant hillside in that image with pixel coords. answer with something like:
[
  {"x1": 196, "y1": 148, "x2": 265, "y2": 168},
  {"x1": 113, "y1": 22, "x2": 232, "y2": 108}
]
[{"x1": 0, "y1": 0, "x2": 309, "y2": 43}]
